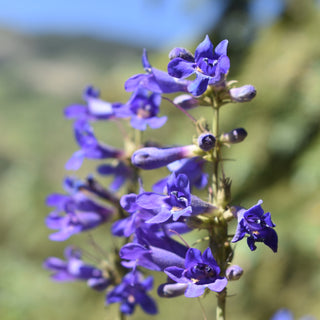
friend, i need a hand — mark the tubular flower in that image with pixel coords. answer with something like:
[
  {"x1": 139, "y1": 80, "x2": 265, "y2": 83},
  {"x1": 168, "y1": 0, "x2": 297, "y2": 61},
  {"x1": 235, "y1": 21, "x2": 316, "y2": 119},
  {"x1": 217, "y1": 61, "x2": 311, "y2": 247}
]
[
  {"x1": 232, "y1": 200, "x2": 278, "y2": 252},
  {"x1": 168, "y1": 34, "x2": 230, "y2": 96},
  {"x1": 152, "y1": 157, "x2": 208, "y2": 193},
  {"x1": 164, "y1": 247, "x2": 228, "y2": 298},
  {"x1": 64, "y1": 86, "x2": 123, "y2": 121},
  {"x1": 120, "y1": 226, "x2": 188, "y2": 271},
  {"x1": 65, "y1": 120, "x2": 124, "y2": 170},
  {"x1": 97, "y1": 161, "x2": 133, "y2": 192},
  {"x1": 125, "y1": 49, "x2": 190, "y2": 94},
  {"x1": 131, "y1": 145, "x2": 197, "y2": 170},
  {"x1": 173, "y1": 94, "x2": 200, "y2": 109},
  {"x1": 106, "y1": 270, "x2": 157, "y2": 315},
  {"x1": 115, "y1": 87, "x2": 167, "y2": 130},
  {"x1": 136, "y1": 172, "x2": 215, "y2": 223},
  {"x1": 43, "y1": 246, "x2": 110, "y2": 291},
  {"x1": 46, "y1": 177, "x2": 114, "y2": 241}
]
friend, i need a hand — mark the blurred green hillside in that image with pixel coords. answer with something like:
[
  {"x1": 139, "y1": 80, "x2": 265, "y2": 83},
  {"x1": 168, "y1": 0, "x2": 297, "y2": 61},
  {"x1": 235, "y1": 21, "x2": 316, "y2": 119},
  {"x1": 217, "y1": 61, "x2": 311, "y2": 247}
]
[{"x1": 1, "y1": 2, "x2": 320, "y2": 319}]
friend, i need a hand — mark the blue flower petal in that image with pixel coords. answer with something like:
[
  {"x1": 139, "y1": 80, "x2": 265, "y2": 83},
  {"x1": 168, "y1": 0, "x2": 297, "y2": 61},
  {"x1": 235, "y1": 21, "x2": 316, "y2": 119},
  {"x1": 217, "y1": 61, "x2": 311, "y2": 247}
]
[
  {"x1": 184, "y1": 283, "x2": 205, "y2": 297},
  {"x1": 187, "y1": 74, "x2": 209, "y2": 96},
  {"x1": 214, "y1": 39, "x2": 229, "y2": 57},
  {"x1": 185, "y1": 247, "x2": 203, "y2": 268},
  {"x1": 167, "y1": 58, "x2": 195, "y2": 79},
  {"x1": 194, "y1": 35, "x2": 214, "y2": 61},
  {"x1": 207, "y1": 277, "x2": 228, "y2": 293}
]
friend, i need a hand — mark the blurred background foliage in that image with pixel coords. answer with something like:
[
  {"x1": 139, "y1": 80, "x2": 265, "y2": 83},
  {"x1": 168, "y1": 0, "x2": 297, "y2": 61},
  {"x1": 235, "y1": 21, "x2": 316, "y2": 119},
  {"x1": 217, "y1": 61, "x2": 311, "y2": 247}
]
[{"x1": 0, "y1": 0, "x2": 319, "y2": 319}]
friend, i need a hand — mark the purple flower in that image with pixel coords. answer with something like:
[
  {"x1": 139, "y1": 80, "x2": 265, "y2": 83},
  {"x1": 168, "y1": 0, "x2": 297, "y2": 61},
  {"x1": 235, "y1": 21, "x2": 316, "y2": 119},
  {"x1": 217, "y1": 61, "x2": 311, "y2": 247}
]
[
  {"x1": 97, "y1": 161, "x2": 132, "y2": 191},
  {"x1": 152, "y1": 157, "x2": 208, "y2": 193},
  {"x1": 232, "y1": 200, "x2": 278, "y2": 252},
  {"x1": 270, "y1": 309, "x2": 294, "y2": 320},
  {"x1": 43, "y1": 246, "x2": 110, "y2": 291},
  {"x1": 270, "y1": 309, "x2": 316, "y2": 320},
  {"x1": 120, "y1": 226, "x2": 188, "y2": 271},
  {"x1": 173, "y1": 94, "x2": 200, "y2": 109},
  {"x1": 131, "y1": 144, "x2": 197, "y2": 170},
  {"x1": 164, "y1": 247, "x2": 228, "y2": 297},
  {"x1": 158, "y1": 281, "x2": 188, "y2": 298},
  {"x1": 65, "y1": 120, "x2": 124, "y2": 170},
  {"x1": 136, "y1": 172, "x2": 215, "y2": 223},
  {"x1": 106, "y1": 270, "x2": 157, "y2": 315},
  {"x1": 111, "y1": 193, "x2": 155, "y2": 237},
  {"x1": 125, "y1": 49, "x2": 190, "y2": 94},
  {"x1": 46, "y1": 177, "x2": 114, "y2": 241},
  {"x1": 136, "y1": 173, "x2": 192, "y2": 223},
  {"x1": 113, "y1": 190, "x2": 191, "y2": 238},
  {"x1": 64, "y1": 86, "x2": 123, "y2": 121},
  {"x1": 168, "y1": 35, "x2": 230, "y2": 96},
  {"x1": 115, "y1": 87, "x2": 167, "y2": 130}
]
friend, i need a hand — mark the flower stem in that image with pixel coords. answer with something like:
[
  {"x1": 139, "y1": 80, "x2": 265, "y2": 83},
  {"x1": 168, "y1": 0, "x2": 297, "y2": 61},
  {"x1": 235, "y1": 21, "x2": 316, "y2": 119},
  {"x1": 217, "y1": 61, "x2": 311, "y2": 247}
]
[
  {"x1": 216, "y1": 289, "x2": 227, "y2": 320},
  {"x1": 211, "y1": 104, "x2": 220, "y2": 205},
  {"x1": 119, "y1": 311, "x2": 127, "y2": 320},
  {"x1": 210, "y1": 95, "x2": 227, "y2": 320}
]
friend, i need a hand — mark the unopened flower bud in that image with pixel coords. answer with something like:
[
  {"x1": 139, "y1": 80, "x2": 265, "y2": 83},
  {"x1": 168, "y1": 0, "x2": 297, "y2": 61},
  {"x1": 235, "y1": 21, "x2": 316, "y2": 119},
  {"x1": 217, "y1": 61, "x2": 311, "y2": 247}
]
[
  {"x1": 173, "y1": 94, "x2": 199, "y2": 109},
  {"x1": 168, "y1": 47, "x2": 194, "y2": 61},
  {"x1": 229, "y1": 85, "x2": 256, "y2": 102},
  {"x1": 198, "y1": 133, "x2": 216, "y2": 151},
  {"x1": 158, "y1": 282, "x2": 188, "y2": 298},
  {"x1": 220, "y1": 128, "x2": 247, "y2": 144},
  {"x1": 226, "y1": 265, "x2": 243, "y2": 281},
  {"x1": 131, "y1": 145, "x2": 197, "y2": 170}
]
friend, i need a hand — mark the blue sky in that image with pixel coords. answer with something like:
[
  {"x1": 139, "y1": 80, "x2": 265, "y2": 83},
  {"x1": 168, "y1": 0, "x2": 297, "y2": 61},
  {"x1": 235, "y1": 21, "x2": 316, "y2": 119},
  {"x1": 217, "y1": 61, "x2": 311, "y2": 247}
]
[
  {"x1": 0, "y1": 0, "x2": 226, "y2": 49},
  {"x1": 0, "y1": 0, "x2": 285, "y2": 49}
]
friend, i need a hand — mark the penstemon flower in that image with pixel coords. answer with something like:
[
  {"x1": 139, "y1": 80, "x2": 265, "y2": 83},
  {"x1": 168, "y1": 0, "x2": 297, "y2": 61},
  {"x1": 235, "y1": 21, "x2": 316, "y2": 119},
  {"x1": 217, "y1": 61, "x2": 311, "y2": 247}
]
[
  {"x1": 64, "y1": 86, "x2": 123, "y2": 121},
  {"x1": 131, "y1": 144, "x2": 198, "y2": 170},
  {"x1": 44, "y1": 33, "x2": 278, "y2": 320},
  {"x1": 116, "y1": 87, "x2": 167, "y2": 130},
  {"x1": 106, "y1": 270, "x2": 157, "y2": 315},
  {"x1": 65, "y1": 120, "x2": 125, "y2": 170},
  {"x1": 168, "y1": 35, "x2": 230, "y2": 96},
  {"x1": 232, "y1": 200, "x2": 278, "y2": 252},
  {"x1": 164, "y1": 247, "x2": 228, "y2": 298},
  {"x1": 125, "y1": 48, "x2": 190, "y2": 94},
  {"x1": 43, "y1": 246, "x2": 111, "y2": 290},
  {"x1": 46, "y1": 177, "x2": 114, "y2": 241}
]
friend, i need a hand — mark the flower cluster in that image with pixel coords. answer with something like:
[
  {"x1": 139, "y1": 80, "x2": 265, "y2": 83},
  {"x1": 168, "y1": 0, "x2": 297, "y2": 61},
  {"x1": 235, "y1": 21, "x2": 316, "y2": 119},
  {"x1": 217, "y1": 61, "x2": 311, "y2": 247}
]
[{"x1": 44, "y1": 35, "x2": 277, "y2": 318}]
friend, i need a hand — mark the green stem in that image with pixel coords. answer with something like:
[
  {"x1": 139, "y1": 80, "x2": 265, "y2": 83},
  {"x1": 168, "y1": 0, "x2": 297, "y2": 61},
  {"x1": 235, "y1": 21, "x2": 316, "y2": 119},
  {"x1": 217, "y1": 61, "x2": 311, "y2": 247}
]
[
  {"x1": 211, "y1": 104, "x2": 220, "y2": 205},
  {"x1": 210, "y1": 97, "x2": 227, "y2": 320},
  {"x1": 119, "y1": 311, "x2": 127, "y2": 320},
  {"x1": 216, "y1": 289, "x2": 227, "y2": 320}
]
